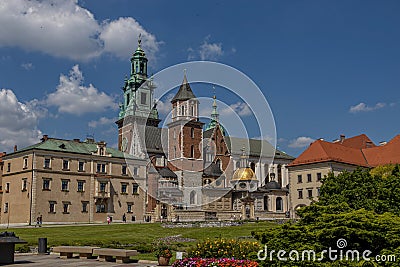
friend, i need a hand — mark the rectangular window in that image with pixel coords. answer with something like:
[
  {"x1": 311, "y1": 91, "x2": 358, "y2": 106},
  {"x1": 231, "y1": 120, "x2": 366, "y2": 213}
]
[
  {"x1": 62, "y1": 160, "x2": 69, "y2": 170},
  {"x1": 61, "y1": 180, "x2": 69, "y2": 191},
  {"x1": 121, "y1": 183, "x2": 128, "y2": 194},
  {"x1": 97, "y1": 163, "x2": 106, "y2": 173},
  {"x1": 23, "y1": 157, "x2": 28, "y2": 169},
  {"x1": 78, "y1": 161, "x2": 85, "y2": 171},
  {"x1": 77, "y1": 181, "x2": 85, "y2": 192},
  {"x1": 297, "y1": 175, "x2": 302, "y2": 183},
  {"x1": 63, "y1": 203, "x2": 69, "y2": 213},
  {"x1": 43, "y1": 179, "x2": 51, "y2": 190},
  {"x1": 82, "y1": 202, "x2": 88, "y2": 213},
  {"x1": 49, "y1": 201, "x2": 56, "y2": 213},
  {"x1": 7, "y1": 162, "x2": 10, "y2": 172},
  {"x1": 308, "y1": 189, "x2": 313, "y2": 198},
  {"x1": 132, "y1": 184, "x2": 139, "y2": 194},
  {"x1": 122, "y1": 165, "x2": 127, "y2": 175},
  {"x1": 22, "y1": 178, "x2": 27, "y2": 191},
  {"x1": 307, "y1": 174, "x2": 312, "y2": 182},
  {"x1": 317, "y1": 187, "x2": 321, "y2": 197},
  {"x1": 99, "y1": 182, "x2": 107, "y2": 192},
  {"x1": 5, "y1": 183, "x2": 10, "y2": 193},
  {"x1": 133, "y1": 167, "x2": 138, "y2": 176},
  {"x1": 127, "y1": 203, "x2": 133, "y2": 213},
  {"x1": 96, "y1": 204, "x2": 106, "y2": 213},
  {"x1": 4, "y1": 203, "x2": 9, "y2": 213},
  {"x1": 141, "y1": 92, "x2": 147, "y2": 105},
  {"x1": 317, "y1": 172, "x2": 322, "y2": 181},
  {"x1": 298, "y1": 189, "x2": 303, "y2": 199},
  {"x1": 44, "y1": 158, "x2": 51, "y2": 169}
]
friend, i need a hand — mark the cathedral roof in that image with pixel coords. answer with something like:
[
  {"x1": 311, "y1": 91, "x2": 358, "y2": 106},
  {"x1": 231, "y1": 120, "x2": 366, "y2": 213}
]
[
  {"x1": 171, "y1": 74, "x2": 197, "y2": 103},
  {"x1": 203, "y1": 162, "x2": 223, "y2": 177}
]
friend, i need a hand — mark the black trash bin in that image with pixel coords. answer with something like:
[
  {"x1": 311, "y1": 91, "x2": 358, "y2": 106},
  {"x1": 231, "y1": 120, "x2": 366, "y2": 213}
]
[{"x1": 38, "y1": 238, "x2": 47, "y2": 254}]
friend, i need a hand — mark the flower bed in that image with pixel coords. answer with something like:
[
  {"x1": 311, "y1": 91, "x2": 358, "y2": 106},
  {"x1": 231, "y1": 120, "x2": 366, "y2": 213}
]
[{"x1": 172, "y1": 258, "x2": 258, "y2": 267}]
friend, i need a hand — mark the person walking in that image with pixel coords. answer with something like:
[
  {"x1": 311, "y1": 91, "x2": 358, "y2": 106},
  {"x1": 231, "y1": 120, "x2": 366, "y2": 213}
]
[
  {"x1": 39, "y1": 215, "x2": 43, "y2": 227},
  {"x1": 122, "y1": 213, "x2": 126, "y2": 223},
  {"x1": 107, "y1": 215, "x2": 111, "y2": 225}
]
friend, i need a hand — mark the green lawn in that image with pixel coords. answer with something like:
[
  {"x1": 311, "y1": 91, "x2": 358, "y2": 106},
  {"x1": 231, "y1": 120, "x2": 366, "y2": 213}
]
[{"x1": 9, "y1": 221, "x2": 275, "y2": 260}]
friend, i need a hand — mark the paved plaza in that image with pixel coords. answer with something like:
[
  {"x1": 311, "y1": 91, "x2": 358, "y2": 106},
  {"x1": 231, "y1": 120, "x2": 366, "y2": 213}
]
[{"x1": 7, "y1": 254, "x2": 162, "y2": 267}]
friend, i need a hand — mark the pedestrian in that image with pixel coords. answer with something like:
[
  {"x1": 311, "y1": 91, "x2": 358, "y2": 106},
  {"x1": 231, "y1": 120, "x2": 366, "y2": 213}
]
[
  {"x1": 39, "y1": 215, "x2": 43, "y2": 227},
  {"x1": 107, "y1": 215, "x2": 111, "y2": 225},
  {"x1": 122, "y1": 213, "x2": 126, "y2": 223},
  {"x1": 36, "y1": 216, "x2": 40, "y2": 227}
]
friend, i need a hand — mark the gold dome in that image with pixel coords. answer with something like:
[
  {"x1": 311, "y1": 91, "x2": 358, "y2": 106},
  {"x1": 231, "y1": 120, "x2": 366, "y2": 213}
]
[{"x1": 232, "y1": 167, "x2": 257, "y2": 181}]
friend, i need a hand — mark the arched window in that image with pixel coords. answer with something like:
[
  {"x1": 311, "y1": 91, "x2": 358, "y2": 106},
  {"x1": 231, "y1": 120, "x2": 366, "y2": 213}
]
[
  {"x1": 191, "y1": 128, "x2": 194, "y2": 138},
  {"x1": 216, "y1": 159, "x2": 221, "y2": 169},
  {"x1": 190, "y1": 145, "x2": 194, "y2": 158},
  {"x1": 174, "y1": 146, "x2": 177, "y2": 158},
  {"x1": 264, "y1": 164, "x2": 269, "y2": 182},
  {"x1": 190, "y1": 105, "x2": 194, "y2": 116},
  {"x1": 277, "y1": 164, "x2": 282, "y2": 187},
  {"x1": 276, "y1": 197, "x2": 283, "y2": 211},
  {"x1": 180, "y1": 106, "x2": 185, "y2": 116},
  {"x1": 190, "y1": 191, "x2": 196, "y2": 205}
]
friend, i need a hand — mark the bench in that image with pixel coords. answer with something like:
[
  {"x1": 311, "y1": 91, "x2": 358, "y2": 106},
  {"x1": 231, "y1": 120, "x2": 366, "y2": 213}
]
[
  {"x1": 93, "y1": 248, "x2": 138, "y2": 263},
  {"x1": 52, "y1": 246, "x2": 100, "y2": 259}
]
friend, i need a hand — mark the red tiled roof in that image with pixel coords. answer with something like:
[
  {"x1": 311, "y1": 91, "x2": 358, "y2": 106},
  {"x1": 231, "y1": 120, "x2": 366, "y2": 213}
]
[
  {"x1": 289, "y1": 134, "x2": 400, "y2": 168},
  {"x1": 340, "y1": 134, "x2": 376, "y2": 149},
  {"x1": 289, "y1": 139, "x2": 369, "y2": 167},
  {"x1": 362, "y1": 135, "x2": 400, "y2": 167}
]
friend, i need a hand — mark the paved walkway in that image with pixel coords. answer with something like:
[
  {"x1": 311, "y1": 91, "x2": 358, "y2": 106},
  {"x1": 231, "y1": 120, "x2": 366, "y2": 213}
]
[{"x1": 8, "y1": 254, "x2": 165, "y2": 267}]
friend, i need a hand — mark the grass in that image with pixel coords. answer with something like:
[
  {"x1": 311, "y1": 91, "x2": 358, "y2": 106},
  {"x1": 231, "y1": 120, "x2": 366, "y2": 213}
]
[{"x1": 9, "y1": 221, "x2": 276, "y2": 261}]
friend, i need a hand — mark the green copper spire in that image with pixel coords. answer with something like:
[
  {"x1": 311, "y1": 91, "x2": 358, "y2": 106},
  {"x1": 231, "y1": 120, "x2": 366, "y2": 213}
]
[
  {"x1": 205, "y1": 86, "x2": 226, "y2": 135},
  {"x1": 211, "y1": 86, "x2": 219, "y2": 122}
]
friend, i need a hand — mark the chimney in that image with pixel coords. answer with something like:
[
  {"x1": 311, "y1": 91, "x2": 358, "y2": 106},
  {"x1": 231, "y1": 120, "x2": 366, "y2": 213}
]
[
  {"x1": 379, "y1": 141, "x2": 387, "y2": 146},
  {"x1": 41, "y1": 135, "x2": 49, "y2": 142},
  {"x1": 340, "y1": 135, "x2": 345, "y2": 143},
  {"x1": 366, "y1": 141, "x2": 373, "y2": 148},
  {"x1": 14, "y1": 145, "x2": 17, "y2": 152}
]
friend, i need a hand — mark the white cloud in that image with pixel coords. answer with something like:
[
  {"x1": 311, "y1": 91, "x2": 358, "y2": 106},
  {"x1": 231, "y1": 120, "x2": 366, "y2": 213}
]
[
  {"x1": 221, "y1": 102, "x2": 252, "y2": 117},
  {"x1": 46, "y1": 65, "x2": 117, "y2": 115},
  {"x1": 88, "y1": 117, "x2": 116, "y2": 128},
  {"x1": 21, "y1": 62, "x2": 34, "y2": 70},
  {"x1": 100, "y1": 17, "x2": 159, "y2": 61},
  {"x1": 155, "y1": 93, "x2": 174, "y2": 115},
  {"x1": 188, "y1": 36, "x2": 224, "y2": 61},
  {"x1": 0, "y1": 0, "x2": 160, "y2": 61},
  {"x1": 0, "y1": 89, "x2": 42, "y2": 151},
  {"x1": 349, "y1": 102, "x2": 386, "y2": 113},
  {"x1": 288, "y1": 137, "x2": 315, "y2": 148}
]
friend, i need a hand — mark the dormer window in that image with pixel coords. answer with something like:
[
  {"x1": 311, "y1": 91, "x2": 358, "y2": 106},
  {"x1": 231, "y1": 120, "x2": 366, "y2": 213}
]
[{"x1": 99, "y1": 147, "x2": 104, "y2": 156}]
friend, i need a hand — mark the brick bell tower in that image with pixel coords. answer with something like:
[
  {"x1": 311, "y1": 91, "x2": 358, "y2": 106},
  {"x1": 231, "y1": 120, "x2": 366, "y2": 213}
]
[{"x1": 167, "y1": 72, "x2": 204, "y2": 206}]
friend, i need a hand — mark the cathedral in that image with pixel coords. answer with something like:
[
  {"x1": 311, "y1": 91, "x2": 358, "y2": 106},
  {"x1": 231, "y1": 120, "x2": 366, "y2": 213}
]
[{"x1": 116, "y1": 38, "x2": 294, "y2": 222}]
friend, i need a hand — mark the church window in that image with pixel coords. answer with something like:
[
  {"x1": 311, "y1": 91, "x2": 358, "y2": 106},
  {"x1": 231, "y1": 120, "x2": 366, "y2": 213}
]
[
  {"x1": 190, "y1": 105, "x2": 194, "y2": 116},
  {"x1": 250, "y1": 162, "x2": 255, "y2": 172},
  {"x1": 174, "y1": 146, "x2": 177, "y2": 158},
  {"x1": 277, "y1": 165, "x2": 282, "y2": 187},
  {"x1": 191, "y1": 128, "x2": 194, "y2": 138},
  {"x1": 264, "y1": 196, "x2": 269, "y2": 211},
  {"x1": 276, "y1": 197, "x2": 283, "y2": 211},
  {"x1": 190, "y1": 145, "x2": 194, "y2": 158},
  {"x1": 180, "y1": 106, "x2": 185, "y2": 116},
  {"x1": 126, "y1": 93, "x2": 130, "y2": 105},
  {"x1": 190, "y1": 191, "x2": 197, "y2": 205},
  {"x1": 141, "y1": 92, "x2": 147, "y2": 105},
  {"x1": 140, "y1": 62, "x2": 144, "y2": 73},
  {"x1": 216, "y1": 159, "x2": 221, "y2": 169}
]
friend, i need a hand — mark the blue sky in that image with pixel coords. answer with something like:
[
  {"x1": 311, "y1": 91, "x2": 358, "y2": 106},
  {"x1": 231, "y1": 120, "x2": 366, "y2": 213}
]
[{"x1": 0, "y1": 0, "x2": 399, "y2": 157}]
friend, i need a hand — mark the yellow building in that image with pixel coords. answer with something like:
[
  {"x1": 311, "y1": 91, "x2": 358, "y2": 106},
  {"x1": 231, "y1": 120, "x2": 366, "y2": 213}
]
[{"x1": 1, "y1": 136, "x2": 147, "y2": 226}]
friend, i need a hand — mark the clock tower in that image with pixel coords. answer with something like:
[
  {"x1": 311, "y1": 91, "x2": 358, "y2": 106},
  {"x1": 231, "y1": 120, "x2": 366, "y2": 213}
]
[{"x1": 116, "y1": 36, "x2": 160, "y2": 156}]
